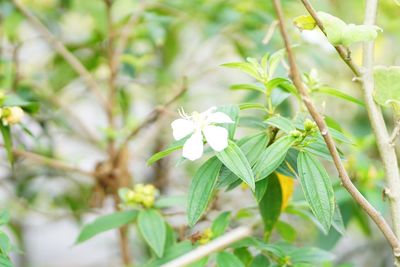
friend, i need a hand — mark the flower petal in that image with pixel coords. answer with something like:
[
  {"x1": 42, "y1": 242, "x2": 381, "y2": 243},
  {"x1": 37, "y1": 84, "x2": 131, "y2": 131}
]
[
  {"x1": 171, "y1": 119, "x2": 194, "y2": 140},
  {"x1": 203, "y1": 125, "x2": 229, "y2": 152},
  {"x1": 182, "y1": 130, "x2": 204, "y2": 161},
  {"x1": 206, "y1": 112, "x2": 234, "y2": 124}
]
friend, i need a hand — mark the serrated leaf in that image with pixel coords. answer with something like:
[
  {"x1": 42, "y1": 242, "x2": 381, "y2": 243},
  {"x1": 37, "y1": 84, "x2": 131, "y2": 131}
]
[
  {"x1": 297, "y1": 152, "x2": 335, "y2": 233},
  {"x1": 216, "y1": 252, "x2": 245, "y2": 267},
  {"x1": 187, "y1": 157, "x2": 222, "y2": 226},
  {"x1": 254, "y1": 136, "x2": 296, "y2": 180},
  {"x1": 138, "y1": 209, "x2": 166, "y2": 258},
  {"x1": 217, "y1": 141, "x2": 255, "y2": 190},
  {"x1": 75, "y1": 210, "x2": 138, "y2": 244},
  {"x1": 374, "y1": 65, "x2": 400, "y2": 109}
]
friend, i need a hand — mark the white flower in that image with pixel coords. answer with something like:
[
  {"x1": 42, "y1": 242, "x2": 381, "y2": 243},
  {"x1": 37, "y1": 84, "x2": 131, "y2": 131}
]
[
  {"x1": 171, "y1": 107, "x2": 234, "y2": 161},
  {"x1": 2, "y1": 106, "x2": 24, "y2": 125}
]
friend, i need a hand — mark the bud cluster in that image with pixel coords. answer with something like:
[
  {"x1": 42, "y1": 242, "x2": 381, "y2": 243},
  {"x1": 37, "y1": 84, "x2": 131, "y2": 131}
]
[
  {"x1": 198, "y1": 228, "x2": 213, "y2": 245},
  {"x1": 0, "y1": 106, "x2": 24, "y2": 126},
  {"x1": 119, "y1": 184, "x2": 158, "y2": 208}
]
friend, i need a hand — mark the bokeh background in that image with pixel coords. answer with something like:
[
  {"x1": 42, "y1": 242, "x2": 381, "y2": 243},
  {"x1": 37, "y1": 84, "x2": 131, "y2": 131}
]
[{"x1": 1, "y1": 0, "x2": 400, "y2": 266}]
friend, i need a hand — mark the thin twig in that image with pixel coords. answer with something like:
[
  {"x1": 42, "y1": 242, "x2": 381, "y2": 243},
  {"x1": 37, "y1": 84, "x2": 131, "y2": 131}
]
[
  {"x1": 11, "y1": 148, "x2": 94, "y2": 177},
  {"x1": 300, "y1": 0, "x2": 361, "y2": 77},
  {"x1": 12, "y1": 0, "x2": 108, "y2": 109},
  {"x1": 272, "y1": 0, "x2": 400, "y2": 257},
  {"x1": 161, "y1": 226, "x2": 252, "y2": 267}
]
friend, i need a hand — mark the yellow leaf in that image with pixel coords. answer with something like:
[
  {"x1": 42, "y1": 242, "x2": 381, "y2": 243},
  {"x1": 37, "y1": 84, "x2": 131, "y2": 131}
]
[
  {"x1": 277, "y1": 173, "x2": 295, "y2": 211},
  {"x1": 293, "y1": 15, "x2": 317, "y2": 30}
]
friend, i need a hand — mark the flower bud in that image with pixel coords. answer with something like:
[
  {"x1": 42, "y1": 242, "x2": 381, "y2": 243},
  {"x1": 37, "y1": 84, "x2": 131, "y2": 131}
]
[
  {"x1": 290, "y1": 130, "x2": 302, "y2": 138},
  {"x1": 198, "y1": 228, "x2": 213, "y2": 245},
  {"x1": 2, "y1": 106, "x2": 24, "y2": 125},
  {"x1": 304, "y1": 119, "x2": 316, "y2": 131}
]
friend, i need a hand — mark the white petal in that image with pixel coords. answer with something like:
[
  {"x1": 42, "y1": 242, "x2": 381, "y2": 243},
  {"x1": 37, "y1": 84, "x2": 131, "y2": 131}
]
[
  {"x1": 182, "y1": 130, "x2": 204, "y2": 161},
  {"x1": 203, "y1": 125, "x2": 229, "y2": 152},
  {"x1": 171, "y1": 119, "x2": 194, "y2": 140},
  {"x1": 206, "y1": 112, "x2": 234, "y2": 124},
  {"x1": 201, "y1": 106, "x2": 217, "y2": 117}
]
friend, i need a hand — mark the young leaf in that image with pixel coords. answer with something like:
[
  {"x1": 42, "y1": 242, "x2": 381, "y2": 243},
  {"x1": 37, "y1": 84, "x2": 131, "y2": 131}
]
[
  {"x1": 238, "y1": 103, "x2": 266, "y2": 111},
  {"x1": 254, "y1": 136, "x2": 296, "y2": 180},
  {"x1": 211, "y1": 211, "x2": 231, "y2": 237},
  {"x1": 138, "y1": 209, "x2": 167, "y2": 258},
  {"x1": 230, "y1": 84, "x2": 265, "y2": 94},
  {"x1": 221, "y1": 62, "x2": 260, "y2": 81},
  {"x1": 76, "y1": 210, "x2": 138, "y2": 243},
  {"x1": 297, "y1": 152, "x2": 335, "y2": 233},
  {"x1": 293, "y1": 15, "x2": 317, "y2": 30},
  {"x1": 217, "y1": 141, "x2": 255, "y2": 190},
  {"x1": 259, "y1": 174, "x2": 283, "y2": 240},
  {"x1": 187, "y1": 157, "x2": 222, "y2": 226},
  {"x1": 216, "y1": 252, "x2": 245, "y2": 267}
]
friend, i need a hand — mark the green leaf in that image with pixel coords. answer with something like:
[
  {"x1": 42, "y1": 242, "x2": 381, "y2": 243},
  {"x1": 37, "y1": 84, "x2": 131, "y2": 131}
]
[
  {"x1": 0, "y1": 256, "x2": 13, "y2": 267},
  {"x1": 276, "y1": 221, "x2": 297, "y2": 242},
  {"x1": 374, "y1": 66, "x2": 400, "y2": 109},
  {"x1": 221, "y1": 62, "x2": 261, "y2": 81},
  {"x1": 237, "y1": 132, "x2": 269, "y2": 166},
  {"x1": 216, "y1": 105, "x2": 240, "y2": 139},
  {"x1": 216, "y1": 252, "x2": 245, "y2": 267},
  {"x1": 230, "y1": 84, "x2": 265, "y2": 94},
  {"x1": 268, "y1": 49, "x2": 285, "y2": 77},
  {"x1": 143, "y1": 241, "x2": 193, "y2": 267},
  {"x1": 254, "y1": 178, "x2": 269, "y2": 202},
  {"x1": 3, "y1": 95, "x2": 39, "y2": 114},
  {"x1": 217, "y1": 141, "x2": 255, "y2": 190},
  {"x1": 259, "y1": 174, "x2": 282, "y2": 240},
  {"x1": 313, "y1": 86, "x2": 364, "y2": 107},
  {"x1": 233, "y1": 247, "x2": 253, "y2": 266},
  {"x1": 155, "y1": 195, "x2": 186, "y2": 209},
  {"x1": 254, "y1": 136, "x2": 296, "y2": 180},
  {"x1": 0, "y1": 232, "x2": 11, "y2": 254},
  {"x1": 187, "y1": 157, "x2": 222, "y2": 227},
  {"x1": 289, "y1": 247, "x2": 334, "y2": 264},
  {"x1": 138, "y1": 209, "x2": 167, "y2": 258},
  {"x1": 0, "y1": 124, "x2": 13, "y2": 164},
  {"x1": 211, "y1": 211, "x2": 231, "y2": 237},
  {"x1": 76, "y1": 210, "x2": 138, "y2": 244},
  {"x1": 332, "y1": 203, "x2": 346, "y2": 235},
  {"x1": 297, "y1": 152, "x2": 335, "y2": 233},
  {"x1": 265, "y1": 116, "x2": 295, "y2": 133},
  {"x1": 251, "y1": 254, "x2": 270, "y2": 267},
  {"x1": 239, "y1": 103, "x2": 266, "y2": 111},
  {"x1": 147, "y1": 137, "x2": 188, "y2": 165},
  {"x1": 0, "y1": 211, "x2": 10, "y2": 226}
]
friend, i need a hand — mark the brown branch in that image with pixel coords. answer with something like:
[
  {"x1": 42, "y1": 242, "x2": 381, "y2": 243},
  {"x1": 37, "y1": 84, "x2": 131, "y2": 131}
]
[
  {"x1": 114, "y1": 79, "x2": 188, "y2": 162},
  {"x1": 272, "y1": 0, "x2": 400, "y2": 256},
  {"x1": 300, "y1": 0, "x2": 361, "y2": 77},
  {"x1": 11, "y1": 0, "x2": 109, "y2": 109},
  {"x1": 11, "y1": 148, "x2": 94, "y2": 177}
]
